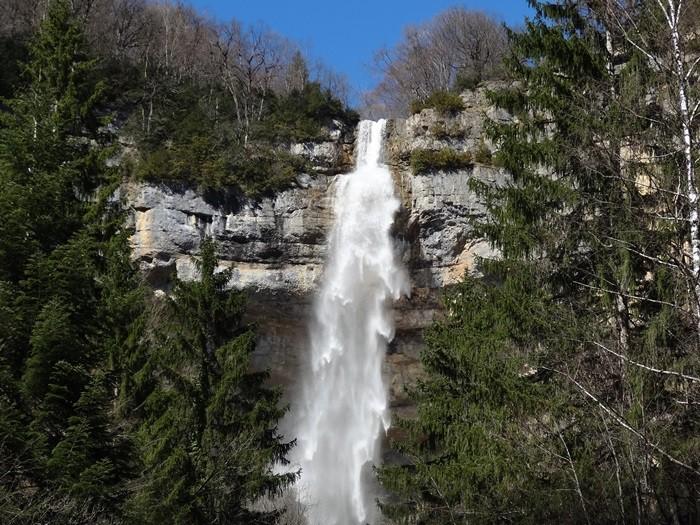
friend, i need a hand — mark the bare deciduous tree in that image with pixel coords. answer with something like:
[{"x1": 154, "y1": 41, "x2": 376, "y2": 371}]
[
  {"x1": 365, "y1": 8, "x2": 508, "y2": 117},
  {"x1": 213, "y1": 22, "x2": 292, "y2": 145},
  {"x1": 432, "y1": 8, "x2": 508, "y2": 87},
  {"x1": 311, "y1": 59, "x2": 353, "y2": 107}
]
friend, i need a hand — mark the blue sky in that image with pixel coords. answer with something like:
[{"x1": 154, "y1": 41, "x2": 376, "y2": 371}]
[{"x1": 189, "y1": 0, "x2": 532, "y2": 98}]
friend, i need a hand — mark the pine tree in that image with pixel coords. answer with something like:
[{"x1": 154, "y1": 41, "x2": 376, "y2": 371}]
[
  {"x1": 380, "y1": 269, "x2": 561, "y2": 523},
  {"x1": 0, "y1": 1, "x2": 140, "y2": 522},
  {"x1": 129, "y1": 239, "x2": 296, "y2": 524},
  {"x1": 0, "y1": 0, "x2": 106, "y2": 281},
  {"x1": 381, "y1": 1, "x2": 700, "y2": 523}
]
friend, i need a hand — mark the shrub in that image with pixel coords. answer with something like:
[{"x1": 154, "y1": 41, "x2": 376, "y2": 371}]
[
  {"x1": 128, "y1": 80, "x2": 356, "y2": 196},
  {"x1": 410, "y1": 148, "x2": 473, "y2": 175},
  {"x1": 411, "y1": 91, "x2": 465, "y2": 115},
  {"x1": 259, "y1": 82, "x2": 360, "y2": 143},
  {"x1": 225, "y1": 148, "x2": 308, "y2": 197},
  {"x1": 136, "y1": 134, "x2": 227, "y2": 184},
  {"x1": 454, "y1": 72, "x2": 480, "y2": 92},
  {"x1": 429, "y1": 121, "x2": 467, "y2": 140},
  {"x1": 473, "y1": 140, "x2": 493, "y2": 164},
  {"x1": 136, "y1": 139, "x2": 307, "y2": 197},
  {"x1": 430, "y1": 122, "x2": 449, "y2": 140}
]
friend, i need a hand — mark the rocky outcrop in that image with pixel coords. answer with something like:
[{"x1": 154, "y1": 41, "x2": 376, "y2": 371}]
[
  {"x1": 128, "y1": 174, "x2": 333, "y2": 294},
  {"x1": 382, "y1": 87, "x2": 509, "y2": 410},
  {"x1": 127, "y1": 86, "x2": 508, "y2": 410},
  {"x1": 289, "y1": 121, "x2": 355, "y2": 174},
  {"x1": 386, "y1": 82, "x2": 512, "y2": 161}
]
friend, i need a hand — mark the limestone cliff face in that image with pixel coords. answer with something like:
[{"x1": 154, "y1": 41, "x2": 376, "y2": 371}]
[
  {"x1": 127, "y1": 87, "x2": 508, "y2": 411},
  {"x1": 384, "y1": 86, "x2": 509, "y2": 411},
  {"x1": 128, "y1": 175, "x2": 332, "y2": 295}
]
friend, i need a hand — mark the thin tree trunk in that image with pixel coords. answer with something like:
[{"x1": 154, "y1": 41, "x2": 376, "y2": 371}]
[
  {"x1": 665, "y1": 0, "x2": 700, "y2": 334},
  {"x1": 557, "y1": 427, "x2": 591, "y2": 525},
  {"x1": 147, "y1": 98, "x2": 153, "y2": 136}
]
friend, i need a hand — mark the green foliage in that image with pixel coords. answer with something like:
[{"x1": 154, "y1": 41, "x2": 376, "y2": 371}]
[
  {"x1": 0, "y1": 37, "x2": 29, "y2": 101},
  {"x1": 473, "y1": 139, "x2": 493, "y2": 164},
  {"x1": 227, "y1": 149, "x2": 309, "y2": 197},
  {"x1": 135, "y1": 135, "x2": 228, "y2": 185},
  {"x1": 411, "y1": 90, "x2": 465, "y2": 115},
  {"x1": 410, "y1": 148, "x2": 473, "y2": 174},
  {"x1": 259, "y1": 82, "x2": 359, "y2": 143},
  {"x1": 1, "y1": 0, "x2": 105, "y2": 176},
  {"x1": 380, "y1": 267, "x2": 577, "y2": 523},
  {"x1": 429, "y1": 121, "x2": 450, "y2": 140},
  {"x1": 130, "y1": 80, "x2": 355, "y2": 196},
  {"x1": 0, "y1": 0, "x2": 107, "y2": 281},
  {"x1": 429, "y1": 120, "x2": 467, "y2": 140},
  {"x1": 129, "y1": 239, "x2": 295, "y2": 524},
  {"x1": 384, "y1": 1, "x2": 700, "y2": 523},
  {"x1": 1, "y1": 4, "x2": 310, "y2": 522},
  {"x1": 454, "y1": 72, "x2": 481, "y2": 92},
  {"x1": 136, "y1": 138, "x2": 309, "y2": 198},
  {"x1": 0, "y1": 2, "x2": 139, "y2": 521}
]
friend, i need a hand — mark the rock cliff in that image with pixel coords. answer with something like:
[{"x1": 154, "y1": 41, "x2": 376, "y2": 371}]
[{"x1": 127, "y1": 86, "x2": 508, "y2": 413}]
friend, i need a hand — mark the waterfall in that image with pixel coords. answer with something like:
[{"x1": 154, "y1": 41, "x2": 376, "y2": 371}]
[{"x1": 293, "y1": 120, "x2": 409, "y2": 524}]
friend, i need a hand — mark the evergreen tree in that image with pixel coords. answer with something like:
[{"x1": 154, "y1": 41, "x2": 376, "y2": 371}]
[
  {"x1": 129, "y1": 239, "x2": 296, "y2": 524},
  {"x1": 0, "y1": 0, "x2": 105, "y2": 281},
  {"x1": 0, "y1": 1, "x2": 140, "y2": 522},
  {"x1": 381, "y1": 1, "x2": 699, "y2": 523}
]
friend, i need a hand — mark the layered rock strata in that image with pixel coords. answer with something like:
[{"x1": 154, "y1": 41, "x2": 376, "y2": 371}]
[{"x1": 127, "y1": 87, "x2": 508, "y2": 411}]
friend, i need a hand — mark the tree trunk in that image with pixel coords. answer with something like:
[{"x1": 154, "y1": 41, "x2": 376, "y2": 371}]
[{"x1": 667, "y1": 0, "x2": 700, "y2": 335}]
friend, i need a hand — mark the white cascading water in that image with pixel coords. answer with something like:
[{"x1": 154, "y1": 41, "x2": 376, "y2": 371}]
[{"x1": 293, "y1": 120, "x2": 409, "y2": 524}]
